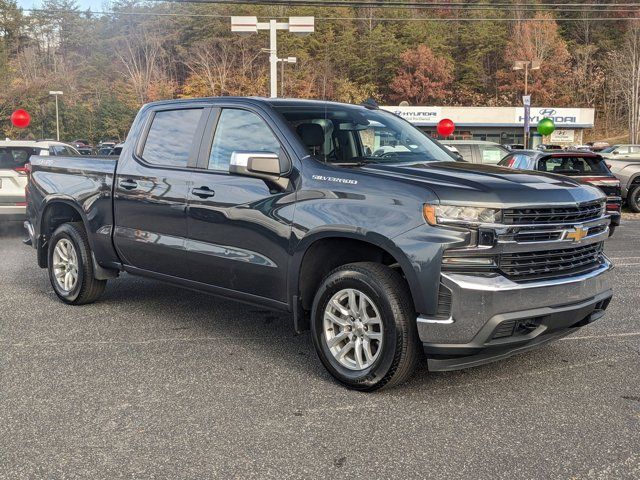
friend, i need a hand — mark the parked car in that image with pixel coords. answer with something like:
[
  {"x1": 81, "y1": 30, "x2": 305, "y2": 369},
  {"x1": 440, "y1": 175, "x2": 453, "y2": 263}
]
[
  {"x1": 537, "y1": 144, "x2": 563, "y2": 151},
  {"x1": 499, "y1": 150, "x2": 621, "y2": 235},
  {"x1": 97, "y1": 146, "x2": 114, "y2": 155},
  {"x1": 109, "y1": 143, "x2": 124, "y2": 156},
  {"x1": 599, "y1": 144, "x2": 640, "y2": 159},
  {"x1": 587, "y1": 142, "x2": 610, "y2": 152},
  {"x1": 25, "y1": 97, "x2": 613, "y2": 390},
  {"x1": 442, "y1": 140, "x2": 510, "y2": 164},
  {"x1": 504, "y1": 144, "x2": 524, "y2": 151},
  {"x1": 72, "y1": 139, "x2": 91, "y2": 148},
  {"x1": 77, "y1": 147, "x2": 95, "y2": 155},
  {"x1": 1, "y1": 141, "x2": 80, "y2": 221},
  {"x1": 606, "y1": 157, "x2": 640, "y2": 212}
]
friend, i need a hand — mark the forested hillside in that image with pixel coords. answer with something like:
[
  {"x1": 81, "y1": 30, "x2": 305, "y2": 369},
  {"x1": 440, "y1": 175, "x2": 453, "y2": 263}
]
[{"x1": 1, "y1": 0, "x2": 638, "y2": 143}]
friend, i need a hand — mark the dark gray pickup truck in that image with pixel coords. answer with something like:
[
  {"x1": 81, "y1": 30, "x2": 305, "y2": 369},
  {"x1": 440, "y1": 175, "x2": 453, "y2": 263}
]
[{"x1": 25, "y1": 98, "x2": 614, "y2": 390}]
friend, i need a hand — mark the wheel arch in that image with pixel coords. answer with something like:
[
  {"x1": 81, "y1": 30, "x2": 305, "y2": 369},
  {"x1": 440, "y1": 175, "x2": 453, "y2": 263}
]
[
  {"x1": 290, "y1": 229, "x2": 420, "y2": 318},
  {"x1": 37, "y1": 198, "x2": 92, "y2": 268}
]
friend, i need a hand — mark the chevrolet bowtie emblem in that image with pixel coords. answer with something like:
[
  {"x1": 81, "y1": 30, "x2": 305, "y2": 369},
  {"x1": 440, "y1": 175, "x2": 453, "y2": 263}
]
[{"x1": 566, "y1": 226, "x2": 588, "y2": 242}]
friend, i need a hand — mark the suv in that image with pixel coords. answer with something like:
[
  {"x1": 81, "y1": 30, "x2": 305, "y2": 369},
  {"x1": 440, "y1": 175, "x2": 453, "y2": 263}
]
[
  {"x1": 499, "y1": 150, "x2": 622, "y2": 234},
  {"x1": 0, "y1": 141, "x2": 79, "y2": 221},
  {"x1": 443, "y1": 140, "x2": 510, "y2": 164},
  {"x1": 600, "y1": 144, "x2": 640, "y2": 159}
]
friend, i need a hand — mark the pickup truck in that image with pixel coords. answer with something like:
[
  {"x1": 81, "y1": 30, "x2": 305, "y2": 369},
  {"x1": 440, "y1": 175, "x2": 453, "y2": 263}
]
[
  {"x1": 606, "y1": 157, "x2": 640, "y2": 212},
  {"x1": 25, "y1": 97, "x2": 614, "y2": 391}
]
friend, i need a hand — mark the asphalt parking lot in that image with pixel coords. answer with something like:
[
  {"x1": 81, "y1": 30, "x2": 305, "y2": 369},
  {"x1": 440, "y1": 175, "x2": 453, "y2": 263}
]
[{"x1": 1, "y1": 221, "x2": 639, "y2": 479}]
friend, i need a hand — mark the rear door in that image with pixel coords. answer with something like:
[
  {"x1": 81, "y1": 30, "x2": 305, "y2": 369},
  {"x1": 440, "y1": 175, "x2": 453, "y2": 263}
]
[
  {"x1": 184, "y1": 106, "x2": 295, "y2": 303},
  {"x1": 113, "y1": 106, "x2": 209, "y2": 278}
]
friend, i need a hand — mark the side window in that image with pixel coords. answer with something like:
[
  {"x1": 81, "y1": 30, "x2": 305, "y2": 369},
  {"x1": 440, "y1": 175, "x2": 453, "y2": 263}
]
[
  {"x1": 479, "y1": 145, "x2": 507, "y2": 164},
  {"x1": 142, "y1": 109, "x2": 204, "y2": 167},
  {"x1": 512, "y1": 154, "x2": 532, "y2": 170},
  {"x1": 617, "y1": 146, "x2": 628, "y2": 154},
  {"x1": 208, "y1": 109, "x2": 281, "y2": 171}
]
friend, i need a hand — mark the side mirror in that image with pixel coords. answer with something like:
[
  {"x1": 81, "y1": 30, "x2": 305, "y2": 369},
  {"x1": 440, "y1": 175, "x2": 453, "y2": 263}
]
[{"x1": 229, "y1": 151, "x2": 290, "y2": 189}]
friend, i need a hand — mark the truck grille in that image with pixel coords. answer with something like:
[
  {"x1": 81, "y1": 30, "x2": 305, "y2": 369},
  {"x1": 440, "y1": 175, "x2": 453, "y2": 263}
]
[
  {"x1": 503, "y1": 201, "x2": 604, "y2": 225},
  {"x1": 499, "y1": 242, "x2": 604, "y2": 281}
]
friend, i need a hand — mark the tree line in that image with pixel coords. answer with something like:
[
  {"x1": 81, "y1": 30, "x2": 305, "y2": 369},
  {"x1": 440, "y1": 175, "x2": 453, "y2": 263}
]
[{"x1": 1, "y1": 0, "x2": 639, "y2": 143}]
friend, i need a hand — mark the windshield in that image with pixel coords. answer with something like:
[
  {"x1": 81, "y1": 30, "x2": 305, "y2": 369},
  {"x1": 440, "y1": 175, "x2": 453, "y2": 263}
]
[{"x1": 273, "y1": 104, "x2": 456, "y2": 165}]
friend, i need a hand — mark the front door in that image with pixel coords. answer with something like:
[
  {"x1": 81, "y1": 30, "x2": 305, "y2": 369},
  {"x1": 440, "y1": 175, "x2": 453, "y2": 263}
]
[
  {"x1": 113, "y1": 106, "x2": 208, "y2": 278},
  {"x1": 185, "y1": 107, "x2": 296, "y2": 304}
]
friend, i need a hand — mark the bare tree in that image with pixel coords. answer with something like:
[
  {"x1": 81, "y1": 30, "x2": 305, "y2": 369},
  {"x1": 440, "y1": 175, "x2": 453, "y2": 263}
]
[
  {"x1": 606, "y1": 22, "x2": 640, "y2": 143},
  {"x1": 114, "y1": 27, "x2": 164, "y2": 105}
]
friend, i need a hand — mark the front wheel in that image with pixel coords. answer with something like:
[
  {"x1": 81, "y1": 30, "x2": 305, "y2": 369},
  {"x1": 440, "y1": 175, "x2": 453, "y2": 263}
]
[
  {"x1": 48, "y1": 222, "x2": 106, "y2": 305},
  {"x1": 311, "y1": 262, "x2": 421, "y2": 391},
  {"x1": 627, "y1": 185, "x2": 640, "y2": 213}
]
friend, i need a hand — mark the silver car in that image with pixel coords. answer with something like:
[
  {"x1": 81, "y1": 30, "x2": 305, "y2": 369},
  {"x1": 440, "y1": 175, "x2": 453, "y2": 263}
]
[
  {"x1": 0, "y1": 141, "x2": 79, "y2": 221},
  {"x1": 607, "y1": 157, "x2": 640, "y2": 212}
]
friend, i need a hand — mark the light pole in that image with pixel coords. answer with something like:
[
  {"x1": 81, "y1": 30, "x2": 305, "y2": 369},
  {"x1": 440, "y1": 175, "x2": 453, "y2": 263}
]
[
  {"x1": 278, "y1": 56, "x2": 297, "y2": 97},
  {"x1": 49, "y1": 91, "x2": 63, "y2": 141},
  {"x1": 513, "y1": 61, "x2": 540, "y2": 148},
  {"x1": 231, "y1": 16, "x2": 314, "y2": 98}
]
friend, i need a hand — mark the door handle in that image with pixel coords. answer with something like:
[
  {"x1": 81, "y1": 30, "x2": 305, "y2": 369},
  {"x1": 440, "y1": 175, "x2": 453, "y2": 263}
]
[
  {"x1": 192, "y1": 186, "x2": 215, "y2": 199},
  {"x1": 119, "y1": 179, "x2": 138, "y2": 190}
]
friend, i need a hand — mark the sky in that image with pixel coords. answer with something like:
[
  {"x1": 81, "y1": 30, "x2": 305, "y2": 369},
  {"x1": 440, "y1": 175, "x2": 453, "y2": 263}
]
[{"x1": 18, "y1": 0, "x2": 106, "y2": 12}]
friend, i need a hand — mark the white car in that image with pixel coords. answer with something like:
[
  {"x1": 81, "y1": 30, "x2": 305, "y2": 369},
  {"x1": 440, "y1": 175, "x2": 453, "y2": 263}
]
[{"x1": 0, "y1": 140, "x2": 79, "y2": 221}]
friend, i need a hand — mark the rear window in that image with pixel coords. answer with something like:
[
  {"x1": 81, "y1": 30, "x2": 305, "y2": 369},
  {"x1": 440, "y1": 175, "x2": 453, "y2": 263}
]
[
  {"x1": 142, "y1": 108, "x2": 204, "y2": 167},
  {"x1": 0, "y1": 147, "x2": 38, "y2": 169},
  {"x1": 539, "y1": 156, "x2": 607, "y2": 175}
]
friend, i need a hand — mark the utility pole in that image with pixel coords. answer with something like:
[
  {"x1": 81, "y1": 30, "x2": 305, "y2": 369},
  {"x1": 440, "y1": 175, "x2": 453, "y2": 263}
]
[
  {"x1": 231, "y1": 16, "x2": 314, "y2": 98},
  {"x1": 49, "y1": 91, "x2": 63, "y2": 141},
  {"x1": 513, "y1": 61, "x2": 540, "y2": 148}
]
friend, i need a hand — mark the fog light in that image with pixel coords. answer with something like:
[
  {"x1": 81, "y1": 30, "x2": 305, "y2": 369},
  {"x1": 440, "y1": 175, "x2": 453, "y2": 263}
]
[{"x1": 442, "y1": 256, "x2": 496, "y2": 267}]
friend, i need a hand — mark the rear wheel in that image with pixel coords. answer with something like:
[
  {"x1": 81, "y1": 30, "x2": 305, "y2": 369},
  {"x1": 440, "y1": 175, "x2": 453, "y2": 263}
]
[
  {"x1": 627, "y1": 185, "x2": 640, "y2": 213},
  {"x1": 48, "y1": 222, "x2": 106, "y2": 305},
  {"x1": 311, "y1": 262, "x2": 421, "y2": 391}
]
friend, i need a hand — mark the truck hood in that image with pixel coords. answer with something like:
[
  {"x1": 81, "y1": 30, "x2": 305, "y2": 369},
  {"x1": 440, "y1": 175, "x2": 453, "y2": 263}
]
[{"x1": 361, "y1": 161, "x2": 604, "y2": 208}]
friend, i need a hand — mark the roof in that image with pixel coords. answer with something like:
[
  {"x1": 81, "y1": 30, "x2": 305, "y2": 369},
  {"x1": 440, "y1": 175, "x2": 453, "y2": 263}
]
[
  {"x1": 443, "y1": 140, "x2": 506, "y2": 146},
  {"x1": 0, "y1": 140, "x2": 73, "y2": 148},
  {"x1": 511, "y1": 149, "x2": 601, "y2": 159}
]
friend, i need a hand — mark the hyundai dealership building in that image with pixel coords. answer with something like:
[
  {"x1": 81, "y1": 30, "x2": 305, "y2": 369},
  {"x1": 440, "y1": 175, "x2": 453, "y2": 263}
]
[{"x1": 381, "y1": 105, "x2": 596, "y2": 147}]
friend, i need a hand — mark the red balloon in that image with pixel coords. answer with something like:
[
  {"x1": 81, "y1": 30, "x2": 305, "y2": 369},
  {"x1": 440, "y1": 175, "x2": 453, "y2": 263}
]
[
  {"x1": 11, "y1": 109, "x2": 31, "y2": 129},
  {"x1": 437, "y1": 118, "x2": 455, "y2": 137}
]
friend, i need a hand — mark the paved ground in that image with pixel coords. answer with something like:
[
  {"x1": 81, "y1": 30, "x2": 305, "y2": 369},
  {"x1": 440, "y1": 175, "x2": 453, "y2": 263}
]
[{"x1": 1, "y1": 221, "x2": 639, "y2": 479}]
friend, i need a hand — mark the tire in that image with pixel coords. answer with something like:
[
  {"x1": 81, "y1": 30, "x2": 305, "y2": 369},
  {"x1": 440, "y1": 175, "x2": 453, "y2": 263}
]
[
  {"x1": 310, "y1": 262, "x2": 421, "y2": 391},
  {"x1": 48, "y1": 222, "x2": 106, "y2": 305},
  {"x1": 627, "y1": 184, "x2": 640, "y2": 213}
]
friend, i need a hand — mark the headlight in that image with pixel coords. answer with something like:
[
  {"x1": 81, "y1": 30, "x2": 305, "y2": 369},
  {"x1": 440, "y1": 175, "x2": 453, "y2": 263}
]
[{"x1": 423, "y1": 204, "x2": 501, "y2": 226}]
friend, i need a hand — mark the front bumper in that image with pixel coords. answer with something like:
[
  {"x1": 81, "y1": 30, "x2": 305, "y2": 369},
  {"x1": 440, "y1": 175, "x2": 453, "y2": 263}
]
[
  {"x1": 0, "y1": 205, "x2": 26, "y2": 221},
  {"x1": 418, "y1": 259, "x2": 613, "y2": 371}
]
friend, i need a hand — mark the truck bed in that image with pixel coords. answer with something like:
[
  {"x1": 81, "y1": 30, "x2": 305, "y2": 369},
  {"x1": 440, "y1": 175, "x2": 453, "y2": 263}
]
[{"x1": 27, "y1": 155, "x2": 120, "y2": 267}]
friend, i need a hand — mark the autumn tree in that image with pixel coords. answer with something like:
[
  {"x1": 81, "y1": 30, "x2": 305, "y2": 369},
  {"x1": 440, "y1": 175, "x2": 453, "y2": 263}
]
[
  {"x1": 389, "y1": 44, "x2": 454, "y2": 105},
  {"x1": 497, "y1": 12, "x2": 572, "y2": 106}
]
